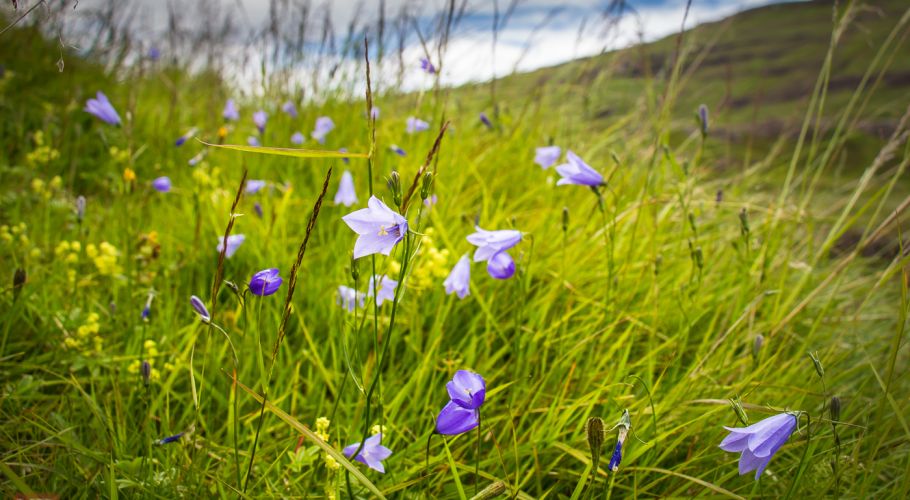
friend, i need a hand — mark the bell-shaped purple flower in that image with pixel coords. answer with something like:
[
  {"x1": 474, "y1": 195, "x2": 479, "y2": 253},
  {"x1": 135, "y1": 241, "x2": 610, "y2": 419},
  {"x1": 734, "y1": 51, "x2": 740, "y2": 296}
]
[
  {"x1": 480, "y1": 112, "x2": 492, "y2": 129},
  {"x1": 190, "y1": 295, "x2": 210, "y2": 322},
  {"x1": 719, "y1": 413, "x2": 798, "y2": 480},
  {"x1": 217, "y1": 234, "x2": 245, "y2": 258},
  {"x1": 282, "y1": 100, "x2": 297, "y2": 118},
  {"x1": 443, "y1": 254, "x2": 470, "y2": 299},
  {"x1": 249, "y1": 268, "x2": 283, "y2": 296},
  {"x1": 85, "y1": 91, "x2": 121, "y2": 125},
  {"x1": 555, "y1": 150, "x2": 604, "y2": 187},
  {"x1": 446, "y1": 370, "x2": 485, "y2": 409},
  {"x1": 253, "y1": 110, "x2": 268, "y2": 134},
  {"x1": 486, "y1": 251, "x2": 515, "y2": 280},
  {"x1": 312, "y1": 116, "x2": 334, "y2": 144},
  {"x1": 368, "y1": 275, "x2": 398, "y2": 306},
  {"x1": 152, "y1": 176, "x2": 172, "y2": 193},
  {"x1": 337, "y1": 285, "x2": 364, "y2": 312},
  {"x1": 290, "y1": 131, "x2": 304, "y2": 145},
  {"x1": 342, "y1": 196, "x2": 408, "y2": 259},
  {"x1": 246, "y1": 180, "x2": 267, "y2": 194},
  {"x1": 343, "y1": 433, "x2": 392, "y2": 473},
  {"x1": 419, "y1": 57, "x2": 436, "y2": 74},
  {"x1": 247, "y1": 136, "x2": 260, "y2": 146},
  {"x1": 466, "y1": 226, "x2": 522, "y2": 263},
  {"x1": 406, "y1": 117, "x2": 430, "y2": 134},
  {"x1": 334, "y1": 170, "x2": 358, "y2": 206},
  {"x1": 436, "y1": 401, "x2": 479, "y2": 435},
  {"x1": 223, "y1": 99, "x2": 240, "y2": 121},
  {"x1": 534, "y1": 145, "x2": 561, "y2": 169},
  {"x1": 175, "y1": 127, "x2": 198, "y2": 147}
]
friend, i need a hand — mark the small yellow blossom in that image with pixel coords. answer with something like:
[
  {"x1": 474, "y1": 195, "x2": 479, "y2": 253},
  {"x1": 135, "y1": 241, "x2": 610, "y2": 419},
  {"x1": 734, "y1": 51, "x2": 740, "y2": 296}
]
[{"x1": 123, "y1": 168, "x2": 136, "y2": 182}]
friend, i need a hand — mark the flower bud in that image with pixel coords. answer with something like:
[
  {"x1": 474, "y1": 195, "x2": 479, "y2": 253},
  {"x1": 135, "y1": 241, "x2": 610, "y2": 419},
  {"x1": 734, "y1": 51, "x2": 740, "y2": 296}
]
[
  {"x1": 830, "y1": 396, "x2": 841, "y2": 422},
  {"x1": 471, "y1": 481, "x2": 506, "y2": 500},
  {"x1": 561, "y1": 207, "x2": 569, "y2": 233},
  {"x1": 350, "y1": 254, "x2": 360, "y2": 282},
  {"x1": 420, "y1": 171, "x2": 433, "y2": 201},
  {"x1": 739, "y1": 208, "x2": 750, "y2": 236},
  {"x1": 12, "y1": 268, "x2": 26, "y2": 300},
  {"x1": 76, "y1": 195, "x2": 86, "y2": 222},
  {"x1": 808, "y1": 351, "x2": 824, "y2": 378},
  {"x1": 140, "y1": 361, "x2": 151, "y2": 386},
  {"x1": 729, "y1": 397, "x2": 749, "y2": 426},
  {"x1": 752, "y1": 334, "x2": 764, "y2": 364},
  {"x1": 585, "y1": 416, "x2": 604, "y2": 458},
  {"x1": 387, "y1": 171, "x2": 402, "y2": 207},
  {"x1": 697, "y1": 104, "x2": 709, "y2": 137}
]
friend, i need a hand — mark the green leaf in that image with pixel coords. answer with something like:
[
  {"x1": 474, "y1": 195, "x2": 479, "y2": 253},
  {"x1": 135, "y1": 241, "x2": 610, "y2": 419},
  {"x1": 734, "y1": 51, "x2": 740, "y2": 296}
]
[{"x1": 198, "y1": 140, "x2": 368, "y2": 159}]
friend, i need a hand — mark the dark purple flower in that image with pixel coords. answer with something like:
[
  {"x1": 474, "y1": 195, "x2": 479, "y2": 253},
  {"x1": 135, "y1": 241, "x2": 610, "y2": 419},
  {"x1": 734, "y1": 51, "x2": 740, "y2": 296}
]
[
  {"x1": 443, "y1": 254, "x2": 470, "y2": 299},
  {"x1": 342, "y1": 196, "x2": 408, "y2": 259},
  {"x1": 419, "y1": 57, "x2": 436, "y2": 74},
  {"x1": 406, "y1": 117, "x2": 430, "y2": 134},
  {"x1": 190, "y1": 295, "x2": 210, "y2": 322},
  {"x1": 253, "y1": 110, "x2": 267, "y2": 133},
  {"x1": 254, "y1": 202, "x2": 264, "y2": 218},
  {"x1": 290, "y1": 131, "x2": 304, "y2": 145},
  {"x1": 343, "y1": 433, "x2": 392, "y2": 473},
  {"x1": 152, "y1": 176, "x2": 172, "y2": 193},
  {"x1": 249, "y1": 268, "x2": 283, "y2": 296},
  {"x1": 223, "y1": 99, "x2": 239, "y2": 121},
  {"x1": 85, "y1": 91, "x2": 121, "y2": 125},
  {"x1": 555, "y1": 151, "x2": 603, "y2": 187},
  {"x1": 389, "y1": 145, "x2": 406, "y2": 157},
  {"x1": 698, "y1": 104, "x2": 709, "y2": 136},
  {"x1": 148, "y1": 47, "x2": 160, "y2": 61},
  {"x1": 175, "y1": 127, "x2": 198, "y2": 147},
  {"x1": 334, "y1": 170, "x2": 358, "y2": 206},
  {"x1": 608, "y1": 440, "x2": 623, "y2": 471},
  {"x1": 282, "y1": 100, "x2": 297, "y2": 118},
  {"x1": 436, "y1": 401, "x2": 479, "y2": 435},
  {"x1": 140, "y1": 360, "x2": 151, "y2": 385},
  {"x1": 156, "y1": 433, "x2": 184, "y2": 445},
  {"x1": 719, "y1": 413, "x2": 798, "y2": 479},
  {"x1": 312, "y1": 116, "x2": 334, "y2": 144},
  {"x1": 534, "y1": 146, "x2": 561, "y2": 169},
  {"x1": 480, "y1": 112, "x2": 492, "y2": 129},
  {"x1": 486, "y1": 251, "x2": 515, "y2": 280}
]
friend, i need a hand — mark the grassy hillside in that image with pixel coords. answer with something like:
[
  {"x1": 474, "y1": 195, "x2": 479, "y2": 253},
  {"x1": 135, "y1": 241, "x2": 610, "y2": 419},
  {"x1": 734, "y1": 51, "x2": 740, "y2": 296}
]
[{"x1": 1, "y1": 1, "x2": 909, "y2": 498}]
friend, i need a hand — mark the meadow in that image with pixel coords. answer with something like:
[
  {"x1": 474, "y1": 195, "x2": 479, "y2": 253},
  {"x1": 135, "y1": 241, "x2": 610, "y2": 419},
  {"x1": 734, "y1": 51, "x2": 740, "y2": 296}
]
[{"x1": 1, "y1": 0, "x2": 909, "y2": 498}]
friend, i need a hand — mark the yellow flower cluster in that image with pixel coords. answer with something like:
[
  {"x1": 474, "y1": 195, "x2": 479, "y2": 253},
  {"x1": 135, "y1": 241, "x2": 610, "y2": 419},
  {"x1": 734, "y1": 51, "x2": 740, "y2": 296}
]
[
  {"x1": 370, "y1": 424, "x2": 387, "y2": 436},
  {"x1": 192, "y1": 163, "x2": 221, "y2": 187},
  {"x1": 411, "y1": 227, "x2": 450, "y2": 289},
  {"x1": 55, "y1": 240, "x2": 81, "y2": 264},
  {"x1": 31, "y1": 175, "x2": 63, "y2": 200},
  {"x1": 314, "y1": 417, "x2": 341, "y2": 471},
  {"x1": 109, "y1": 146, "x2": 131, "y2": 164},
  {"x1": 26, "y1": 131, "x2": 60, "y2": 167},
  {"x1": 64, "y1": 312, "x2": 102, "y2": 354},
  {"x1": 123, "y1": 167, "x2": 136, "y2": 183},
  {"x1": 127, "y1": 340, "x2": 169, "y2": 382},
  {"x1": 2, "y1": 223, "x2": 42, "y2": 259},
  {"x1": 86, "y1": 242, "x2": 122, "y2": 276}
]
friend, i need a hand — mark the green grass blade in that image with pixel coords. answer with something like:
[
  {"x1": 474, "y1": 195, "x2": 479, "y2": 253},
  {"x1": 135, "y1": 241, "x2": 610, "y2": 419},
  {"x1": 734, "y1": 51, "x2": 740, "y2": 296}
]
[{"x1": 198, "y1": 140, "x2": 368, "y2": 159}]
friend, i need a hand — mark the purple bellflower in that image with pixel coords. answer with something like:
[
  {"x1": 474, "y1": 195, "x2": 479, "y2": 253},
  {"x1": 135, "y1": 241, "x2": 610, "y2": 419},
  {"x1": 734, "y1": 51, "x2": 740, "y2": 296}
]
[
  {"x1": 217, "y1": 234, "x2": 245, "y2": 258},
  {"x1": 719, "y1": 412, "x2": 798, "y2": 480},
  {"x1": 253, "y1": 110, "x2": 268, "y2": 134},
  {"x1": 249, "y1": 268, "x2": 283, "y2": 296},
  {"x1": 436, "y1": 370, "x2": 485, "y2": 435},
  {"x1": 282, "y1": 100, "x2": 297, "y2": 118},
  {"x1": 466, "y1": 226, "x2": 521, "y2": 262},
  {"x1": 334, "y1": 170, "x2": 358, "y2": 206},
  {"x1": 534, "y1": 145, "x2": 561, "y2": 169},
  {"x1": 190, "y1": 295, "x2": 210, "y2": 322},
  {"x1": 370, "y1": 106, "x2": 380, "y2": 120},
  {"x1": 152, "y1": 176, "x2": 172, "y2": 193},
  {"x1": 337, "y1": 285, "x2": 364, "y2": 312},
  {"x1": 406, "y1": 117, "x2": 430, "y2": 134},
  {"x1": 368, "y1": 275, "x2": 398, "y2": 306},
  {"x1": 608, "y1": 410, "x2": 632, "y2": 472},
  {"x1": 555, "y1": 150, "x2": 604, "y2": 187},
  {"x1": 254, "y1": 202, "x2": 264, "y2": 218},
  {"x1": 85, "y1": 91, "x2": 121, "y2": 125},
  {"x1": 480, "y1": 112, "x2": 493, "y2": 129},
  {"x1": 141, "y1": 291, "x2": 154, "y2": 321},
  {"x1": 148, "y1": 47, "x2": 160, "y2": 61},
  {"x1": 389, "y1": 144, "x2": 406, "y2": 157},
  {"x1": 174, "y1": 127, "x2": 198, "y2": 147},
  {"x1": 312, "y1": 116, "x2": 334, "y2": 144},
  {"x1": 343, "y1": 434, "x2": 393, "y2": 473},
  {"x1": 443, "y1": 254, "x2": 470, "y2": 299},
  {"x1": 246, "y1": 180, "x2": 267, "y2": 194},
  {"x1": 156, "y1": 433, "x2": 185, "y2": 445},
  {"x1": 223, "y1": 99, "x2": 239, "y2": 121},
  {"x1": 419, "y1": 57, "x2": 436, "y2": 74},
  {"x1": 486, "y1": 251, "x2": 515, "y2": 280},
  {"x1": 247, "y1": 136, "x2": 260, "y2": 146},
  {"x1": 342, "y1": 196, "x2": 408, "y2": 259},
  {"x1": 290, "y1": 131, "x2": 304, "y2": 145}
]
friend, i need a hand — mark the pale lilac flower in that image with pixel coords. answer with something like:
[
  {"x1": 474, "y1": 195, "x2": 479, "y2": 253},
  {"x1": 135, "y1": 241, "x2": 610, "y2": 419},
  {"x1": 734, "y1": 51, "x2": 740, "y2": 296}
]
[
  {"x1": 443, "y1": 254, "x2": 470, "y2": 299},
  {"x1": 337, "y1": 285, "x2": 364, "y2": 312},
  {"x1": 190, "y1": 295, "x2": 210, "y2": 322},
  {"x1": 188, "y1": 149, "x2": 207, "y2": 166},
  {"x1": 334, "y1": 170, "x2": 358, "y2": 206},
  {"x1": 424, "y1": 194, "x2": 438, "y2": 208},
  {"x1": 406, "y1": 117, "x2": 430, "y2": 134},
  {"x1": 253, "y1": 110, "x2": 267, "y2": 133},
  {"x1": 175, "y1": 127, "x2": 198, "y2": 147},
  {"x1": 312, "y1": 116, "x2": 334, "y2": 144},
  {"x1": 480, "y1": 112, "x2": 492, "y2": 129},
  {"x1": 247, "y1": 136, "x2": 260, "y2": 146},
  {"x1": 249, "y1": 268, "x2": 283, "y2": 296},
  {"x1": 343, "y1": 433, "x2": 392, "y2": 473},
  {"x1": 282, "y1": 100, "x2": 297, "y2": 118},
  {"x1": 466, "y1": 226, "x2": 522, "y2": 262},
  {"x1": 486, "y1": 251, "x2": 515, "y2": 279},
  {"x1": 534, "y1": 146, "x2": 561, "y2": 169},
  {"x1": 719, "y1": 413, "x2": 798, "y2": 480},
  {"x1": 246, "y1": 180, "x2": 267, "y2": 194},
  {"x1": 290, "y1": 131, "x2": 304, "y2": 145},
  {"x1": 368, "y1": 275, "x2": 398, "y2": 306},
  {"x1": 342, "y1": 196, "x2": 408, "y2": 259},
  {"x1": 555, "y1": 151, "x2": 604, "y2": 186},
  {"x1": 389, "y1": 145, "x2": 406, "y2": 157},
  {"x1": 216, "y1": 234, "x2": 245, "y2": 258},
  {"x1": 223, "y1": 99, "x2": 239, "y2": 121},
  {"x1": 698, "y1": 104, "x2": 709, "y2": 136},
  {"x1": 152, "y1": 177, "x2": 171, "y2": 193},
  {"x1": 419, "y1": 57, "x2": 436, "y2": 74},
  {"x1": 84, "y1": 91, "x2": 121, "y2": 125},
  {"x1": 75, "y1": 195, "x2": 86, "y2": 221},
  {"x1": 370, "y1": 106, "x2": 380, "y2": 120}
]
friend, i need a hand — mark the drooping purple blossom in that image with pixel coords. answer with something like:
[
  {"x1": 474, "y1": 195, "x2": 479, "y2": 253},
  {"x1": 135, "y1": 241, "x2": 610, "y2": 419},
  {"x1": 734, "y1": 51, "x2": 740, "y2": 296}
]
[
  {"x1": 174, "y1": 127, "x2": 198, "y2": 147},
  {"x1": 254, "y1": 202, "x2": 264, "y2": 218},
  {"x1": 216, "y1": 234, "x2": 245, "y2": 258},
  {"x1": 419, "y1": 57, "x2": 436, "y2": 74},
  {"x1": 368, "y1": 275, "x2": 398, "y2": 306},
  {"x1": 84, "y1": 91, "x2": 121, "y2": 125},
  {"x1": 190, "y1": 295, "x2": 210, "y2": 322},
  {"x1": 406, "y1": 117, "x2": 430, "y2": 134},
  {"x1": 534, "y1": 145, "x2": 561, "y2": 169},
  {"x1": 486, "y1": 251, "x2": 515, "y2": 279},
  {"x1": 343, "y1": 433, "x2": 393, "y2": 473},
  {"x1": 152, "y1": 177, "x2": 172, "y2": 193},
  {"x1": 282, "y1": 100, "x2": 298, "y2": 118},
  {"x1": 248, "y1": 268, "x2": 283, "y2": 296},
  {"x1": 290, "y1": 131, "x2": 304, "y2": 145},
  {"x1": 466, "y1": 226, "x2": 522, "y2": 263},
  {"x1": 334, "y1": 170, "x2": 358, "y2": 207},
  {"x1": 436, "y1": 370, "x2": 486, "y2": 435},
  {"x1": 342, "y1": 196, "x2": 408, "y2": 259},
  {"x1": 389, "y1": 145, "x2": 406, "y2": 157},
  {"x1": 337, "y1": 285, "x2": 364, "y2": 312},
  {"x1": 223, "y1": 99, "x2": 240, "y2": 121},
  {"x1": 480, "y1": 112, "x2": 493, "y2": 129},
  {"x1": 312, "y1": 116, "x2": 334, "y2": 144},
  {"x1": 443, "y1": 254, "x2": 470, "y2": 299},
  {"x1": 719, "y1": 412, "x2": 798, "y2": 480},
  {"x1": 155, "y1": 433, "x2": 185, "y2": 445},
  {"x1": 253, "y1": 110, "x2": 268, "y2": 133},
  {"x1": 555, "y1": 151, "x2": 604, "y2": 187},
  {"x1": 246, "y1": 180, "x2": 267, "y2": 194}
]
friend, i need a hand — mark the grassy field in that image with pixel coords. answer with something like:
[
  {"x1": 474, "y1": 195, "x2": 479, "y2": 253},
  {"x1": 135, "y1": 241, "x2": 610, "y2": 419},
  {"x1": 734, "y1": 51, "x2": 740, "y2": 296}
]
[{"x1": 1, "y1": 1, "x2": 910, "y2": 498}]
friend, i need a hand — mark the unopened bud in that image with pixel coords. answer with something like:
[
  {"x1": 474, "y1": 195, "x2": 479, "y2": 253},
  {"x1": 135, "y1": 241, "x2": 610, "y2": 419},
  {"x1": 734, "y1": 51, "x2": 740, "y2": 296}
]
[
  {"x1": 140, "y1": 361, "x2": 151, "y2": 386},
  {"x1": 729, "y1": 397, "x2": 749, "y2": 426},
  {"x1": 76, "y1": 195, "x2": 86, "y2": 221},
  {"x1": 350, "y1": 254, "x2": 360, "y2": 282},
  {"x1": 808, "y1": 351, "x2": 824, "y2": 378},
  {"x1": 585, "y1": 417, "x2": 604, "y2": 457},
  {"x1": 830, "y1": 395, "x2": 841, "y2": 422},
  {"x1": 470, "y1": 480, "x2": 506, "y2": 500},
  {"x1": 688, "y1": 213, "x2": 697, "y2": 234},
  {"x1": 697, "y1": 104, "x2": 709, "y2": 137},
  {"x1": 561, "y1": 207, "x2": 569, "y2": 233},
  {"x1": 420, "y1": 171, "x2": 433, "y2": 201},
  {"x1": 388, "y1": 171, "x2": 402, "y2": 207},
  {"x1": 12, "y1": 268, "x2": 26, "y2": 300},
  {"x1": 739, "y1": 208, "x2": 750, "y2": 236},
  {"x1": 752, "y1": 334, "x2": 764, "y2": 364}
]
